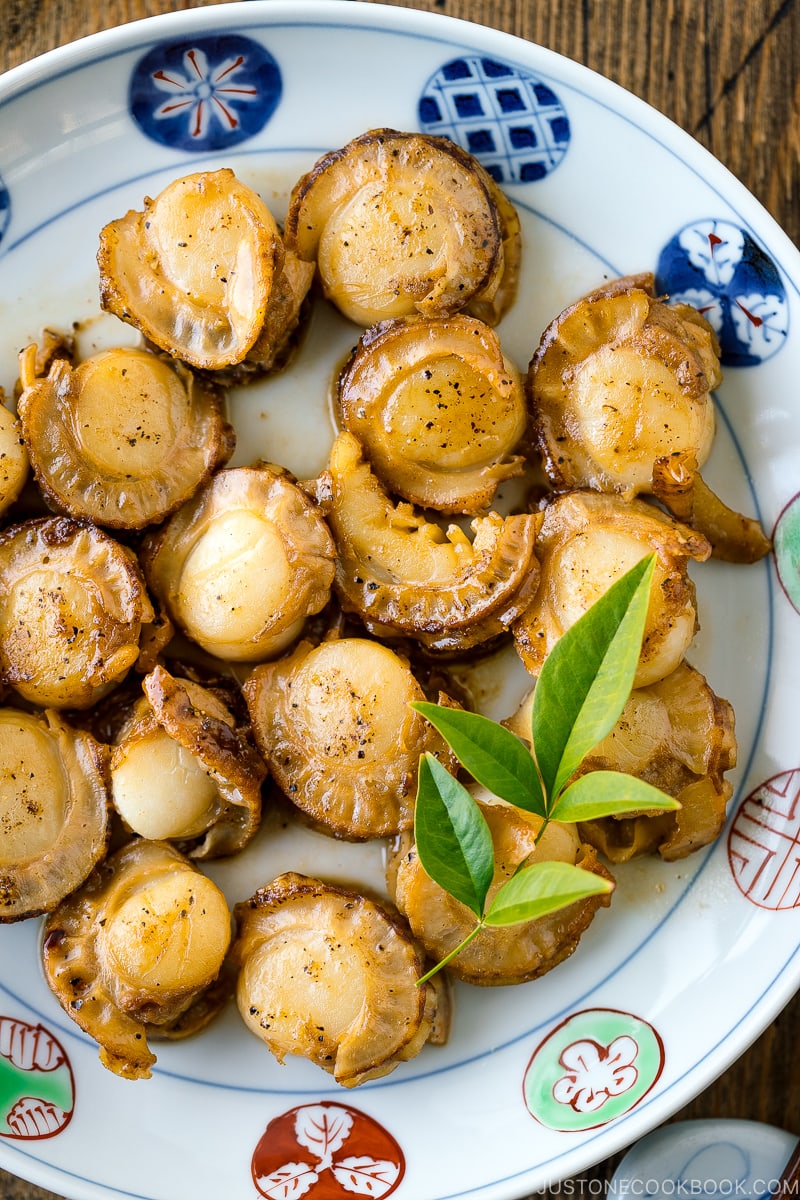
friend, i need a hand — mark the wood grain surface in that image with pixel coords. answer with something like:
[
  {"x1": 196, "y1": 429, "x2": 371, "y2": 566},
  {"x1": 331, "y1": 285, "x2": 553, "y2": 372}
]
[{"x1": 0, "y1": 2, "x2": 798, "y2": 1199}]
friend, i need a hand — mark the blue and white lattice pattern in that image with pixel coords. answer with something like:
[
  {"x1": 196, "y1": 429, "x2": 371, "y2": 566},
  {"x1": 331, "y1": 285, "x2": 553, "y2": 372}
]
[
  {"x1": 0, "y1": 178, "x2": 9, "y2": 248},
  {"x1": 130, "y1": 35, "x2": 282, "y2": 152},
  {"x1": 656, "y1": 219, "x2": 788, "y2": 366},
  {"x1": 418, "y1": 56, "x2": 570, "y2": 184}
]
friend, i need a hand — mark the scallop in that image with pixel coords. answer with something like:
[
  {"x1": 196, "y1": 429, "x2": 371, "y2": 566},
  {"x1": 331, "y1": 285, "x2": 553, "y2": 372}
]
[
  {"x1": 512, "y1": 489, "x2": 711, "y2": 688},
  {"x1": 231, "y1": 872, "x2": 446, "y2": 1087},
  {"x1": 141, "y1": 465, "x2": 336, "y2": 663},
  {"x1": 0, "y1": 516, "x2": 156, "y2": 709},
  {"x1": 243, "y1": 637, "x2": 457, "y2": 839},
  {"x1": 42, "y1": 839, "x2": 233, "y2": 1079},
  {"x1": 528, "y1": 273, "x2": 720, "y2": 497},
  {"x1": 387, "y1": 788, "x2": 612, "y2": 985},
  {"x1": 574, "y1": 661, "x2": 736, "y2": 861},
  {"x1": 0, "y1": 707, "x2": 110, "y2": 922},
  {"x1": 110, "y1": 664, "x2": 266, "y2": 857},
  {"x1": 17, "y1": 343, "x2": 235, "y2": 530},
  {"x1": 336, "y1": 314, "x2": 528, "y2": 514},
  {"x1": 98, "y1": 168, "x2": 313, "y2": 373},
  {"x1": 313, "y1": 431, "x2": 540, "y2": 654},
  {"x1": 284, "y1": 128, "x2": 519, "y2": 326}
]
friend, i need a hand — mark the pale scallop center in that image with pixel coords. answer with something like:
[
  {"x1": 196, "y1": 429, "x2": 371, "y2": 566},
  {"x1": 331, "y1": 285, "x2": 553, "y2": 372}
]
[
  {"x1": 242, "y1": 926, "x2": 364, "y2": 1045},
  {"x1": 1, "y1": 569, "x2": 102, "y2": 698},
  {"x1": 573, "y1": 345, "x2": 714, "y2": 489},
  {"x1": 111, "y1": 731, "x2": 218, "y2": 841},
  {"x1": 149, "y1": 178, "x2": 274, "y2": 315},
  {"x1": 549, "y1": 526, "x2": 695, "y2": 686},
  {"x1": 549, "y1": 527, "x2": 650, "y2": 628},
  {"x1": 385, "y1": 358, "x2": 511, "y2": 469},
  {"x1": 74, "y1": 350, "x2": 182, "y2": 475},
  {"x1": 293, "y1": 640, "x2": 412, "y2": 761},
  {"x1": 319, "y1": 184, "x2": 447, "y2": 321},
  {"x1": 0, "y1": 719, "x2": 65, "y2": 861},
  {"x1": 102, "y1": 872, "x2": 230, "y2": 993},
  {"x1": 178, "y1": 511, "x2": 290, "y2": 646}
]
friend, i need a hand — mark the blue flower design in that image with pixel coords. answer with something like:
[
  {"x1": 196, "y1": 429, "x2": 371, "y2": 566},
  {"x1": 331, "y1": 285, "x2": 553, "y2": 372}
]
[
  {"x1": 418, "y1": 56, "x2": 570, "y2": 184},
  {"x1": 656, "y1": 219, "x2": 788, "y2": 366},
  {"x1": 130, "y1": 35, "x2": 282, "y2": 152}
]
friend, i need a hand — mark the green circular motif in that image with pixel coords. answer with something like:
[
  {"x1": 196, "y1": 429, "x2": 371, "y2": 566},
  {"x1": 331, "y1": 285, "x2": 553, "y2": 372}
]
[
  {"x1": 774, "y1": 494, "x2": 800, "y2": 614},
  {"x1": 0, "y1": 1018, "x2": 74, "y2": 1139},
  {"x1": 523, "y1": 1007, "x2": 664, "y2": 1132}
]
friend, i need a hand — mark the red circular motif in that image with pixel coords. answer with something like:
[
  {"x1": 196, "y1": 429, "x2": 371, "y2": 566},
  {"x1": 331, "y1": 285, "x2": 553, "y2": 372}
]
[
  {"x1": 727, "y1": 768, "x2": 800, "y2": 909},
  {"x1": 252, "y1": 1101, "x2": 405, "y2": 1200}
]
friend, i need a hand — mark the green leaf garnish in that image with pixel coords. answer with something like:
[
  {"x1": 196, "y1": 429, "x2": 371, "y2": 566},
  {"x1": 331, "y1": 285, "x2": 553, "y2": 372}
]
[
  {"x1": 411, "y1": 554, "x2": 681, "y2": 983},
  {"x1": 532, "y1": 554, "x2": 656, "y2": 801},
  {"x1": 413, "y1": 753, "x2": 494, "y2": 919},
  {"x1": 484, "y1": 860, "x2": 614, "y2": 927},
  {"x1": 551, "y1": 770, "x2": 680, "y2": 824},
  {"x1": 411, "y1": 702, "x2": 545, "y2": 816}
]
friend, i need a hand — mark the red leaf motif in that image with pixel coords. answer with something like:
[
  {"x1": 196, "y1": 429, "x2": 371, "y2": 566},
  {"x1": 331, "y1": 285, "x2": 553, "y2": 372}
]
[
  {"x1": 252, "y1": 1103, "x2": 406, "y2": 1200},
  {"x1": 331, "y1": 1156, "x2": 401, "y2": 1197},
  {"x1": 295, "y1": 1104, "x2": 353, "y2": 1165},
  {"x1": 254, "y1": 1161, "x2": 319, "y2": 1200},
  {"x1": 7, "y1": 1097, "x2": 70, "y2": 1139},
  {"x1": 0, "y1": 1019, "x2": 65, "y2": 1073}
]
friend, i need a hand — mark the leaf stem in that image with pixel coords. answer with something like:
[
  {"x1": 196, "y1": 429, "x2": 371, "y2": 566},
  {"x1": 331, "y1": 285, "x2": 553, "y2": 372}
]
[{"x1": 417, "y1": 921, "x2": 486, "y2": 985}]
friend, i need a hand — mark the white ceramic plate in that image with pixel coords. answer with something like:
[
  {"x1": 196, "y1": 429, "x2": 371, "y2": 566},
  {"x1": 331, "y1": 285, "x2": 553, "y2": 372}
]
[{"x1": 1, "y1": 4, "x2": 799, "y2": 1199}]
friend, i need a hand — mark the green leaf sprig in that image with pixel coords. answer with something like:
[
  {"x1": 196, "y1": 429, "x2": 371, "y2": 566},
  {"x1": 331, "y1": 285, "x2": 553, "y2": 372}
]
[{"x1": 411, "y1": 554, "x2": 680, "y2": 982}]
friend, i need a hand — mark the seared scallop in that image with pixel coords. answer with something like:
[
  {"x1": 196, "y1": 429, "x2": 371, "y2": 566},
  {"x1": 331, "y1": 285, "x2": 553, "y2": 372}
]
[
  {"x1": 17, "y1": 343, "x2": 235, "y2": 530},
  {"x1": 231, "y1": 872, "x2": 446, "y2": 1087},
  {"x1": 466, "y1": 176, "x2": 522, "y2": 327},
  {"x1": 387, "y1": 788, "x2": 612, "y2": 986},
  {"x1": 336, "y1": 314, "x2": 528, "y2": 514},
  {"x1": 314, "y1": 431, "x2": 540, "y2": 654},
  {"x1": 0, "y1": 708, "x2": 110, "y2": 922},
  {"x1": 512, "y1": 489, "x2": 711, "y2": 687},
  {"x1": 580, "y1": 662, "x2": 736, "y2": 860},
  {"x1": 141, "y1": 465, "x2": 336, "y2": 663},
  {"x1": 110, "y1": 664, "x2": 266, "y2": 857},
  {"x1": 284, "y1": 128, "x2": 519, "y2": 326},
  {"x1": 243, "y1": 637, "x2": 457, "y2": 839},
  {"x1": 505, "y1": 659, "x2": 737, "y2": 860},
  {"x1": 0, "y1": 397, "x2": 29, "y2": 519},
  {"x1": 528, "y1": 273, "x2": 720, "y2": 497},
  {"x1": 42, "y1": 839, "x2": 232, "y2": 1079},
  {"x1": 98, "y1": 168, "x2": 313, "y2": 373},
  {"x1": 0, "y1": 516, "x2": 156, "y2": 709}
]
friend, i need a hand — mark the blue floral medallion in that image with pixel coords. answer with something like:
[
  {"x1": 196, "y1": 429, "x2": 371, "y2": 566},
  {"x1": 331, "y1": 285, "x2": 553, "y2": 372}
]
[
  {"x1": 418, "y1": 56, "x2": 570, "y2": 184},
  {"x1": 130, "y1": 35, "x2": 282, "y2": 152},
  {"x1": 656, "y1": 219, "x2": 788, "y2": 366}
]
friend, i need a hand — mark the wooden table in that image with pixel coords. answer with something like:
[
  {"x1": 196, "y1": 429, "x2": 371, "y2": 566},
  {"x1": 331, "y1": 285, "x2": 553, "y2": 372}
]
[{"x1": 1, "y1": 1, "x2": 798, "y2": 1198}]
